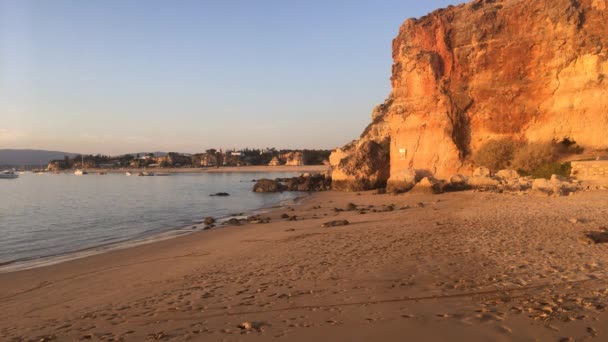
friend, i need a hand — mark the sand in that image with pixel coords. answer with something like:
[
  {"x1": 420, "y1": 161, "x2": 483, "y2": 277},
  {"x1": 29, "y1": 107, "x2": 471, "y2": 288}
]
[{"x1": 2, "y1": 190, "x2": 608, "y2": 341}]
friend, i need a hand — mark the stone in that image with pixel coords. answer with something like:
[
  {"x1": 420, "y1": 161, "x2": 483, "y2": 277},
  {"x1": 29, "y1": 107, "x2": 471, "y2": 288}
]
[
  {"x1": 203, "y1": 217, "x2": 215, "y2": 225},
  {"x1": 444, "y1": 174, "x2": 471, "y2": 192},
  {"x1": 532, "y1": 179, "x2": 551, "y2": 190},
  {"x1": 253, "y1": 179, "x2": 285, "y2": 193},
  {"x1": 450, "y1": 174, "x2": 468, "y2": 184},
  {"x1": 580, "y1": 231, "x2": 608, "y2": 244},
  {"x1": 495, "y1": 169, "x2": 520, "y2": 180},
  {"x1": 409, "y1": 177, "x2": 444, "y2": 194},
  {"x1": 239, "y1": 322, "x2": 253, "y2": 330},
  {"x1": 386, "y1": 168, "x2": 417, "y2": 193},
  {"x1": 209, "y1": 192, "x2": 230, "y2": 197},
  {"x1": 473, "y1": 167, "x2": 491, "y2": 177},
  {"x1": 321, "y1": 220, "x2": 350, "y2": 228},
  {"x1": 467, "y1": 176, "x2": 500, "y2": 189}
]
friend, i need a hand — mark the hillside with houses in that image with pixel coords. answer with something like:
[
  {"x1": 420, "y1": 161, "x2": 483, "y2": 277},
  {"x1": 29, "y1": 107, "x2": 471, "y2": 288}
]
[{"x1": 45, "y1": 149, "x2": 330, "y2": 171}]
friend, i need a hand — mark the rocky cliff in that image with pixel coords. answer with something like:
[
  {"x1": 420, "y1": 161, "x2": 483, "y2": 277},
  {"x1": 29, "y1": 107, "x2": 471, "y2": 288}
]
[{"x1": 331, "y1": 0, "x2": 608, "y2": 191}]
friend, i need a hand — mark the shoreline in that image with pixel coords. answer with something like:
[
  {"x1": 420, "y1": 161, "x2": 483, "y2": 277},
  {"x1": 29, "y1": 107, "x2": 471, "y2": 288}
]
[
  {"x1": 0, "y1": 191, "x2": 310, "y2": 274},
  {"x1": 44, "y1": 165, "x2": 329, "y2": 174},
  {"x1": 3, "y1": 189, "x2": 608, "y2": 341}
]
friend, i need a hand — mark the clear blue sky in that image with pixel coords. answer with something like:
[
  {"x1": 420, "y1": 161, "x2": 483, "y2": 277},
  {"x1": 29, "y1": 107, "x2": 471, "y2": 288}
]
[{"x1": 1, "y1": 0, "x2": 462, "y2": 155}]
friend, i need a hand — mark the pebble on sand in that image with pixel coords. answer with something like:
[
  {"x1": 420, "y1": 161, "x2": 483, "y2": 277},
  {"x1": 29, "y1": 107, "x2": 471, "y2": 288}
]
[{"x1": 321, "y1": 220, "x2": 350, "y2": 228}]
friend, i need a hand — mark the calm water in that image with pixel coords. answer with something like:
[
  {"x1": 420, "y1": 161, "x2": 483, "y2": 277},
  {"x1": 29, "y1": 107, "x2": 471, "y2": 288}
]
[{"x1": 0, "y1": 172, "x2": 299, "y2": 268}]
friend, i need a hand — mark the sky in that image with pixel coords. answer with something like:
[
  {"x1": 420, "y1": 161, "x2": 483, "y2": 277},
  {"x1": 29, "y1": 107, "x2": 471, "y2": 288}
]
[{"x1": 1, "y1": 0, "x2": 462, "y2": 155}]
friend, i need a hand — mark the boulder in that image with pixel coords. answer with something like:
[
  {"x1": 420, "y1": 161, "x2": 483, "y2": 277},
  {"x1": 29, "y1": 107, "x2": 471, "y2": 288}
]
[
  {"x1": 444, "y1": 174, "x2": 471, "y2": 192},
  {"x1": 331, "y1": 140, "x2": 390, "y2": 192},
  {"x1": 253, "y1": 179, "x2": 285, "y2": 193},
  {"x1": 532, "y1": 178, "x2": 551, "y2": 190},
  {"x1": 409, "y1": 177, "x2": 444, "y2": 194},
  {"x1": 386, "y1": 168, "x2": 417, "y2": 193},
  {"x1": 503, "y1": 178, "x2": 532, "y2": 192},
  {"x1": 531, "y1": 178, "x2": 569, "y2": 196},
  {"x1": 467, "y1": 176, "x2": 500, "y2": 189},
  {"x1": 450, "y1": 174, "x2": 468, "y2": 184},
  {"x1": 495, "y1": 169, "x2": 520, "y2": 180}
]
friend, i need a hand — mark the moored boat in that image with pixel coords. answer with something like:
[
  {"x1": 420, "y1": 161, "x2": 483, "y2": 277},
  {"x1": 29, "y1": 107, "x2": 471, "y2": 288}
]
[
  {"x1": 0, "y1": 170, "x2": 19, "y2": 179},
  {"x1": 74, "y1": 155, "x2": 88, "y2": 175}
]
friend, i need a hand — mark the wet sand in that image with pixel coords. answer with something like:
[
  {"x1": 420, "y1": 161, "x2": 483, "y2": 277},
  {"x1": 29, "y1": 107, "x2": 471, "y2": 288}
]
[{"x1": 1, "y1": 190, "x2": 608, "y2": 341}]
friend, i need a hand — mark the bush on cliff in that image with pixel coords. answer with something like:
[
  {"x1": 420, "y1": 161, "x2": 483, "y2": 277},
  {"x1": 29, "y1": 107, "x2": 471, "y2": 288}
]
[
  {"x1": 511, "y1": 142, "x2": 560, "y2": 175},
  {"x1": 474, "y1": 139, "x2": 577, "y2": 178},
  {"x1": 473, "y1": 138, "x2": 520, "y2": 172},
  {"x1": 528, "y1": 161, "x2": 572, "y2": 179}
]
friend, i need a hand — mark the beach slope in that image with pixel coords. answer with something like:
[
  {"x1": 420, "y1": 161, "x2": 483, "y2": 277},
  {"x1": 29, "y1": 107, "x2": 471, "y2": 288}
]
[{"x1": 2, "y1": 190, "x2": 608, "y2": 341}]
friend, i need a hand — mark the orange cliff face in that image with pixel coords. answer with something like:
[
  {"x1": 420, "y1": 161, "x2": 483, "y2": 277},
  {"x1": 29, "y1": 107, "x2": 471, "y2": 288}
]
[{"x1": 331, "y1": 0, "x2": 608, "y2": 191}]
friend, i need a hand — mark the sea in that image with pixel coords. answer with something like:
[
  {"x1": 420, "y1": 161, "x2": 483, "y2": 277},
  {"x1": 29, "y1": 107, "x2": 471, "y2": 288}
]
[{"x1": 0, "y1": 171, "x2": 300, "y2": 272}]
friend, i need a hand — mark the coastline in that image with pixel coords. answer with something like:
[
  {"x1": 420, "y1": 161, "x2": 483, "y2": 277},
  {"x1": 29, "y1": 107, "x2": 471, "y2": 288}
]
[
  {"x1": 47, "y1": 165, "x2": 329, "y2": 174},
  {"x1": 3, "y1": 190, "x2": 608, "y2": 341},
  {"x1": 0, "y1": 190, "x2": 310, "y2": 274}
]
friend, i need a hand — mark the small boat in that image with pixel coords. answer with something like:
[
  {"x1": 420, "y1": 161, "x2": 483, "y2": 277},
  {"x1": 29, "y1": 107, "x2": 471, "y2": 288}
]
[
  {"x1": 125, "y1": 171, "x2": 133, "y2": 176},
  {"x1": 0, "y1": 170, "x2": 19, "y2": 179},
  {"x1": 137, "y1": 171, "x2": 155, "y2": 176},
  {"x1": 74, "y1": 155, "x2": 88, "y2": 175}
]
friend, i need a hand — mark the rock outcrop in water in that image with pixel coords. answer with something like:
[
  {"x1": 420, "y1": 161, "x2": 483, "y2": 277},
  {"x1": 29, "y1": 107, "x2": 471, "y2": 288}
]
[{"x1": 331, "y1": 0, "x2": 608, "y2": 190}]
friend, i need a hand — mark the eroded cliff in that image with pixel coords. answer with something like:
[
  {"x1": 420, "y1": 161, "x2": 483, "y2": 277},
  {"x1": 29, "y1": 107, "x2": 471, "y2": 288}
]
[{"x1": 331, "y1": 0, "x2": 608, "y2": 191}]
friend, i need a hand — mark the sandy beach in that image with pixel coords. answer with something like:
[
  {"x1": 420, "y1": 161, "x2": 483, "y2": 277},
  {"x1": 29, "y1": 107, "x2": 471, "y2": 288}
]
[{"x1": 2, "y1": 189, "x2": 608, "y2": 341}]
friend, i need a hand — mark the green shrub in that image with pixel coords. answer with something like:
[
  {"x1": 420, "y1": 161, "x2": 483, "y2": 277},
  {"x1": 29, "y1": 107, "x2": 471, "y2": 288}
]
[
  {"x1": 511, "y1": 142, "x2": 559, "y2": 174},
  {"x1": 529, "y1": 162, "x2": 572, "y2": 179},
  {"x1": 472, "y1": 138, "x2": 519, "y2": 172}
]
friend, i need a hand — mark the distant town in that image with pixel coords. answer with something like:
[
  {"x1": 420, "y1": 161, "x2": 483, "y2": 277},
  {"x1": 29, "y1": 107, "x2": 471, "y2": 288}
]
[{"x1": 43, "y1": 148, "x2": 331, "y2": 171}]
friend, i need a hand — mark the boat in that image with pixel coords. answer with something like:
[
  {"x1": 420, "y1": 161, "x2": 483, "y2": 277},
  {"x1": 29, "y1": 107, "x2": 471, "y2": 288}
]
[
  {"x1": 0, "y1": 170, "x2": 19, "y2": 179},
  {"x1": 126, "y1": 171, "x2": 133, "y2": 176},
  {"x1": 74, "y1": 155, "x2": 88, "y2": 175},
  {"x1": 137, "y1": 171, "x2": 155, "y2": 176},
  {"x1": 155, "y1": 173, "x2": 171, "y2": 176}
]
